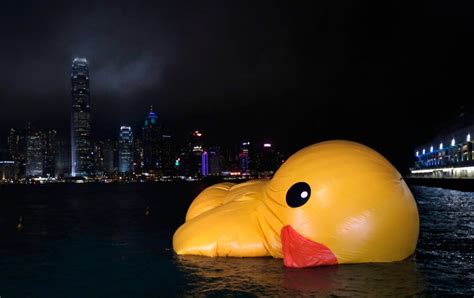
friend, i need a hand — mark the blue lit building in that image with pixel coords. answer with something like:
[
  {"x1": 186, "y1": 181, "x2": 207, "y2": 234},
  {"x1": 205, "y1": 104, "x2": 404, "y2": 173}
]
[
  {"x1": 239, "y1": 142, "x2": 250, "y2": 174},
  {"x1": 71, "y1": 57, "x2": 93, "y2": 176},
  {"x1": 201, "y1": 151, "x2": 208, "y2": 176},
  {"x1": 118, "y1": 126, "x2": 133, "y2": 173},
  {"x1": 142, "y1": 106, "x2": 161, "y2": 173},
  {"x1": 411, "y1": 124, "x2": 474, "y2": 178}
]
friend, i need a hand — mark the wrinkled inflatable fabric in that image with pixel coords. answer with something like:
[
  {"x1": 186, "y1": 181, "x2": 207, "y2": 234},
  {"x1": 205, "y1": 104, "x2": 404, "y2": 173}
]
[{"x1": 173, "y1": 140, "x2": 419, "y2": 268}]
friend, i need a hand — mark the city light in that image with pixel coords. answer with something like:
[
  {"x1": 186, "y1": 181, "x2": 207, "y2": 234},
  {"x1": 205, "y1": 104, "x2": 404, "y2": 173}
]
[
  {"x1": 430, "y1": 146, "x2": 433, "y2": 153},
  {"x1": 439, "y1": 142, "x2": 443, "y2": 150},
  {"x1": 467, "y1": 133, "x2": 471, "y2": 142},
  {"x1": 263, "y1": 143, "x2": 272, "y2": 148},
  {"x1": 451, "y1": 138, "x2": 455, "y2": 146},
  {"x1": 422, "y1": 149, "x2": 425, "y2": 154},
  {"x1": 416, "y1": 151, "x2": 419, "y2": 157}
]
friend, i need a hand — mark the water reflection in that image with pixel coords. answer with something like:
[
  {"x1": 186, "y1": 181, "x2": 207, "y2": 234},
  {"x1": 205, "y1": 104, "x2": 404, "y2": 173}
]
[{"x1": 175, "y1": 255, "x2": 425, "y2": 296}]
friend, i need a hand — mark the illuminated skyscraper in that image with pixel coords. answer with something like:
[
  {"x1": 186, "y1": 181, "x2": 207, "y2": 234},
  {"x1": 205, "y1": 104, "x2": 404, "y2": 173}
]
[
  {"x1": 43, "y1": 130, "x2": 56, "y2": 177},
  {"x1": 118, "y1": 126, "x2": 133, "y2": 173},
  {"x1": 142, "y1": 106, "x2": 161, "y2": 172},
  {"x1": 208, "y1": 146, "x2": 221, "y2": 175},
  {"x1": 239, "y1": 142, "x2": 250, "y2": 174},
  {"x1": 71, "y1": 57, "x2": 93, "y2": 176},
  {"x1": 26, "y1": 129, "x2": 43, "y2": 177}
]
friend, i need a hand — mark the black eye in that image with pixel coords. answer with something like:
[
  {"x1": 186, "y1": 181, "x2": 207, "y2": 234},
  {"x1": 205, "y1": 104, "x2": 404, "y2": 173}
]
[{"x1": 286, "y1": 182, "x2": 311, "y2": 208}]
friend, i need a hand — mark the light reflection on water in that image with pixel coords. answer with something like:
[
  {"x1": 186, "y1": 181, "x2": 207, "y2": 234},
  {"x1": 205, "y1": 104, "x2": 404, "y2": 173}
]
[
  {"x1": 175, "y1": 255, "x2": 425, "y2": 296},
  {"x1": 0, "y1": 183, "x2": 472, "y2": 296}
]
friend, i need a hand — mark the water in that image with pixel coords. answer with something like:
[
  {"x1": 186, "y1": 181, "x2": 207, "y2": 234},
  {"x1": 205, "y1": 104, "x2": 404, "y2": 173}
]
[{"x1": 0, "y1": 182, "x2": 472, "y2": 296}]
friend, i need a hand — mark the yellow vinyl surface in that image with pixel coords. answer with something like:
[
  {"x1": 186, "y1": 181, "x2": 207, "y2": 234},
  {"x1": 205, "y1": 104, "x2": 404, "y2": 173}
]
[{"x1": 173, "y1": 140, "x2": 419, "y2": 265}]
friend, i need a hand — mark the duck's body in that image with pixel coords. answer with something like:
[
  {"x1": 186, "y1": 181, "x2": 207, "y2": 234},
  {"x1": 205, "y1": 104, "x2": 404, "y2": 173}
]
[{"x1": 173, "y1": 141, "x2": 419, "y2": 268}]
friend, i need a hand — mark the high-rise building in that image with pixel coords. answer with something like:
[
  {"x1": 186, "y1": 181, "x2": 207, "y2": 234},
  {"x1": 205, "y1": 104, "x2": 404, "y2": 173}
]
[
  {"x1": 239, "y1": 141, "x2": 251, "y2": 174},
  {"x1": 189, "y1": 130, "x2": 204, "y2": 177},
  {"x1": 142, "y1": 106, "x2": 161, "y2": 173},
  {"x1": 161, "y1": 134, "x2": 176, "y2": 176},
  {"x1": 132, "y1": 138, "x2": 143, "y2": 174},
  {"x1": 208, "y1": 146, "x2": 221, "y2": 175},
  {"x1": 101, "y1": 139, "x2": 115, "y2": 174},
  {"x1": 8, "y1": 127, "x2": 27, "y2": 178},
  {"x1": 0, "y1": 148, "x2": 16, "y2": 180},
  {"x1": 71, "y1": 57, "x2": 93, "y2": 177},
  {"x1": 26, "y1": 129, "x2": 44, "y2": 177},
  {"x1": 118, "y1": 126, "x2": 133, "y2": 173},
  {"x1": 43, "y1": 130, "x2": 56, "y2": 177},
  {"x1": 55, "y1": 138, "x2": 70, "y2": 178}
]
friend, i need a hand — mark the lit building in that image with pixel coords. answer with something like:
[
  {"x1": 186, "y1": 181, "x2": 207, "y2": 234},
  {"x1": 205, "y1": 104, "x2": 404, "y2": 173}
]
[
  {"x1": 132, "y1": 138, "x2": 144, "y2": 174},
  {"x1": 190, "y1": 130, "x2": 204, "y2": 177},
  {"x1": 208, "y1": 146, "x2": 221, "y2": 175},
  {"x1": 0, "y1": 148, "x2": 16, "y2": 181},
  {"x1": 118, "y1": 126, "x2": 133, "y2": 173},
  {"x1": 142, "y1": 106, "x2": 161, "y2": 173},
  {"x1": 254, "y1": 142, "x2": 283, "y2": 176},
  {"x1": 71, "y1": 57, "x2": 93, "y2": 177},
  {"x1": 102, "y1": 139, "x2": 116, "y2": 174},
  {"x1": 26, "y1": 129, "x2": 44, "y2": 177},
  {"x1": 55, "y1": 138, "x2": 70, "y2": 178},
  {"x1": 202, "y1": 151, "x2": 209, "y2": 176},
  {"x1": 43, "y1": 130, "x2": 56, "y2": 177},
  {"x1": 239, "y1": 141, "x2": 251, "y2": 174},
  {"x1": 8, "y1": 127, "x2": 27, "y2": 178},
  {"x1": 161, "y1": 134, "x2": 176, "y2": 176},
  {"x1": 411, "y1": 124, "x2": 474, "y2": 178}
]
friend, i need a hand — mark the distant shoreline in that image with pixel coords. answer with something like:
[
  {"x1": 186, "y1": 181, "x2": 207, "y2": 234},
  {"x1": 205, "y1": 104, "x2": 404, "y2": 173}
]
[{"x1": 405, "y1": 177, "x2": 474, "y2": 192}]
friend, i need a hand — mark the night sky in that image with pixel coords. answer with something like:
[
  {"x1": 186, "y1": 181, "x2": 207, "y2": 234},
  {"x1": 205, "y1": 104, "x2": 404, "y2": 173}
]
[{"x1": 1, "y1": 1, "x2": 473, "y2": 172}]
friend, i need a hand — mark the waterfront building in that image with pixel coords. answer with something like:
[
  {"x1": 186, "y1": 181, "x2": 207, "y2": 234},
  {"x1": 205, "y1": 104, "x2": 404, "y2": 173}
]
[
  {"x1": 161, "y1": 134, "x2": 176, "y2": 176},
  {"x1": 55, "y1": 138, "x2": 70, "y2": 178},
  {"x1": 26, "y1": 129, "x2": 44, "y2": 177},
  {"x1": 142, "y1": 106, "x2": 161, "y2": 173},
  {"x1": 202, "y1": 151, "x2": 209, "y2": 176},
  {"x1": 101, "y1": 139, "x2": 116, "y2": 174},
  {"x1": 208, "y1": 146, "x2": 221, "y2": 175},
  {"x1": 0, "y1": 148, "x2": 17, "y2": 180},
  {"x1": 132, "y1": 138, "x2": 144, "y2": 174},
  {"x1": 411, "y1": 124, "x2": 474, "y2": 178},
  {"x1": 118, "y1": 126, "x2": 133, "y2": 173},
  {"x1": 254, "y1": 142, "x2": 283, "y2": 176},
  {"x1": 239, "y1": 141, "x2": 251, "y2": 174},
  {"x1": 8, "y1": 127, "x2": 27, "y2": 178},
  {"x1": 43, "y1": 130, "x2": 56, "y2": 177},
  {"x1": 71, "y1": 57, "x2": 93, "y2": 177},
  {"x1": 190, "y1": 130, "x2": 204, "y2": 177}
]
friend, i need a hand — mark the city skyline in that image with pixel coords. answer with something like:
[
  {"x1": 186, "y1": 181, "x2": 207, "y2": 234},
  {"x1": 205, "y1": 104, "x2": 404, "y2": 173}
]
[{"x1": 1, "y1": 1, "x2": 474, "y2": 172}]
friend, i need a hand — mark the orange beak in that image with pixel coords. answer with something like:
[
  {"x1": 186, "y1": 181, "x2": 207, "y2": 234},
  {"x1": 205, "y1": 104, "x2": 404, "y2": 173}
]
[{"x1": 281, "y1": 225, "x2": 338, "y2": 268}]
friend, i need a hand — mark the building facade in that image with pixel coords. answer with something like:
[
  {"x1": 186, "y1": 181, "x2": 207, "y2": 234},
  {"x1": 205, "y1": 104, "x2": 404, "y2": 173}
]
[
  {"x1": 71, "y1": 57, "x2": 93, "y2": 176},
  {"x1": 118, "y1": 126, "x2": 133, "y2": 173},
  {"x1": 411, "y1": 124, "x2": 474, "y2": 178},
  {"x1": 142, "y1": 106, "x2": 161, "y2": 173}
]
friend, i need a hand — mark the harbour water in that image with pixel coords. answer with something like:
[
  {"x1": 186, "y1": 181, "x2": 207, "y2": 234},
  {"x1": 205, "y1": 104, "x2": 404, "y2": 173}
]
[{"x1": 0, "y1": 182, "x2": 472, "y2": 296}]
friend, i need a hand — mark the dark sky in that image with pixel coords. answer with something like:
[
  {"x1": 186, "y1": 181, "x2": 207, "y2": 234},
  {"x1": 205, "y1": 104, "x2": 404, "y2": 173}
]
[{"x1": 1, "y1": 0, "x2": 473, "y2": 171}]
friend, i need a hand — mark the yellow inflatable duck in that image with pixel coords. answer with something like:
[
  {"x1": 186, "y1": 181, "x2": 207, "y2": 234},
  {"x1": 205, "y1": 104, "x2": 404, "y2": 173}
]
[{"x1": 173, "y1": 140, "x2": 419, "y2": 268}]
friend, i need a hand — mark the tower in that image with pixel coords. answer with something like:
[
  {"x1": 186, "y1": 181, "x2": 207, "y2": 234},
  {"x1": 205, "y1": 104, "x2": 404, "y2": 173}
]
[{"x1": 71, "y1": 57, "x2": 93, "y2": 176}]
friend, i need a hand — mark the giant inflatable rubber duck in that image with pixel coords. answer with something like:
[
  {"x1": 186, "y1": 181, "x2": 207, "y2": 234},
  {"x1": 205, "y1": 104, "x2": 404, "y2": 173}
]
[{"x1": 173, "y1": 140, "x2": 419, "y2": 268}]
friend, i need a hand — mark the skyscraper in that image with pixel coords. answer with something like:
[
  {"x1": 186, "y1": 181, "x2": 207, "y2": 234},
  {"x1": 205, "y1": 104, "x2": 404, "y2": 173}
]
[
  {"x1": 71, "y1": 57, "x2": 93, "y2": 177},
  {"x1": 43, "y1": 130, "x2": 56, "y2": 177},
  {"x1": 118, "y1": 126, "x2": 133, "y2": 173},
  {"x1": 142, "y1": 106, "x2": 161, "y2": 173},
  {"x1": 208, "y1": 146, "x2": 221, "y2": 175},
  {"x1": 26, "y1": 129, "x2": 43, "y2": 177},
  {"x1": 239, "y1": 141, "x2": 250, "y2": 174}
]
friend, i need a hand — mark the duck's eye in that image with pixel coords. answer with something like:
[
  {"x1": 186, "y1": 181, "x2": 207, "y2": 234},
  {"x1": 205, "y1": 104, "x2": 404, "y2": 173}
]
[{"x1": 286, "y1": 182, "x2": 311, "y2": 208}]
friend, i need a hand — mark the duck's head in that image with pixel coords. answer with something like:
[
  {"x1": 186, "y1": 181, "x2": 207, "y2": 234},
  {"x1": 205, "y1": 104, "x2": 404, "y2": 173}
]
[{"x1": 265, "y1": 140, "x2": 419, "y2": 267}]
